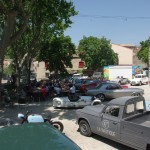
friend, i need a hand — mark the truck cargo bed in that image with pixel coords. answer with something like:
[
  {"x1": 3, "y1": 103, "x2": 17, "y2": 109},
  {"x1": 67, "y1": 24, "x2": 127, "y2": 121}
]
[{"x1": 126, "y1": 112, "x2": 150, "y2": 127}]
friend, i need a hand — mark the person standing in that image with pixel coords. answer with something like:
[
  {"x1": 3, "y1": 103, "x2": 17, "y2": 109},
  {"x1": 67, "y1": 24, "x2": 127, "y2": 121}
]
[{"x1": 69, "y1": 84, "x2": 76, "y2": 100}]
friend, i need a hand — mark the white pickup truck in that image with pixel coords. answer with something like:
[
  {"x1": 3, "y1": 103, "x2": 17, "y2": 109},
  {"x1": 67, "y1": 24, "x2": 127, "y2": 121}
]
[{"x1": 130, "y1": 74, "x2": 149, "y2": 86}]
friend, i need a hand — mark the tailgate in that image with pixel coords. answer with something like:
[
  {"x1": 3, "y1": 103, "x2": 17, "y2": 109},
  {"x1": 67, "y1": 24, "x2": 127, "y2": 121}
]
[{"x1": 120, "y1": 120, "x2": 149, "y2": 150}]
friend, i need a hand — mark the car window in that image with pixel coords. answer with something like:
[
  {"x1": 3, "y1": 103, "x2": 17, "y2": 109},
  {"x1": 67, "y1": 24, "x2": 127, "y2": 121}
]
[
  {"x1": 136, "y1": 101, "x2": 144, "y2": 111},
  {"x1": 106, "y1": 85, "x2": 113, "y2": 90},
  {"x1": 123, "y1": 102, "x2": 135, "y2": 118},
  {"x1": 96, "y1": 83, "x2": 105, "y2": 89},
  {"x1": 135, "y1": 75, "x2": 141, "y2": 78},
  {"x1": 103, "y1": 105, "x2": 120, "y2": 117},
  {"x1": 112, "y1": 84, "x2": 120, "y2": 89},
  {"x1": 116, "y1": 84, "x2": 122, "y2": 89}
]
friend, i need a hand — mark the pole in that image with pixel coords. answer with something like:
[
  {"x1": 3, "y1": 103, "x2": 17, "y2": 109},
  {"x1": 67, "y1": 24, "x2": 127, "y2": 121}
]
[{"x1": 149, "y1": 37, "x2": 150, "y2": 85}]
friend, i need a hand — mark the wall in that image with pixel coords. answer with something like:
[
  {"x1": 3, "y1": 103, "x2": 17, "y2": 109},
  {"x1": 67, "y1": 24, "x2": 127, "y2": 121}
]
[{"x1": 111, "y1": 44, "x2": 133, "y2": 65}]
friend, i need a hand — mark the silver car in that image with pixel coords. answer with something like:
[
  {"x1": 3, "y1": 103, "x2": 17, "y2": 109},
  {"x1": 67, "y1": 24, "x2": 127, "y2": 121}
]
[{"x1": 85, "y1": 82, "x2": 144, "y2": 101}]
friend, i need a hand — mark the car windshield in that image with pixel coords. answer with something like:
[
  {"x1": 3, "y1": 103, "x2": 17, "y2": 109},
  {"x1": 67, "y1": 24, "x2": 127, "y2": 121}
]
[{"x1": 135, "y1": 75, "x2": 142, "y2": 78}]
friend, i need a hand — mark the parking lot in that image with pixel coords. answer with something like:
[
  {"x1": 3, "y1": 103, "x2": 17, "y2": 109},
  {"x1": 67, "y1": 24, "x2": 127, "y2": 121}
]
[
  {"x1": 52, "y1": 84, "x2": 150, "y2": 150},
  {"x1": 1, "y1": 84, "x2": 150, "y2": 150}
]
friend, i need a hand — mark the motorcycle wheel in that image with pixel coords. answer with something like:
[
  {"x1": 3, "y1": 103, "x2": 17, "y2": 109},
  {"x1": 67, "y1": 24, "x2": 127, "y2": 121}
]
[{"x1": 51, "y1": 121, "x2": 64, "y2": 132}]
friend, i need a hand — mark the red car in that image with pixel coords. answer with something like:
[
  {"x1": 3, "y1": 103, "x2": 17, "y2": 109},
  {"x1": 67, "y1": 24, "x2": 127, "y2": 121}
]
[
  {"x1": 79, "y1": 80, "x2": 128, "y2": 93},
  {"x1": 79, "y1": 81, "x2": 100, "y2": 93}
]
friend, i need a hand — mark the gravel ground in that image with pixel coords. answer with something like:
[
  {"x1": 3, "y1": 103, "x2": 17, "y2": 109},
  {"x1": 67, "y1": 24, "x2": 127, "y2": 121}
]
[{"x1": 0, "y1": 84, "x2": 150, "y2": 150}]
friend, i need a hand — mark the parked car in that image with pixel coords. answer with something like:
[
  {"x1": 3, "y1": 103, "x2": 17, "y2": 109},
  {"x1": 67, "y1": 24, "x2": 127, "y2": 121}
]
[
  {"x1": 0, "y1": 123, "x2": 81, "y2": 150},
  {"x1": 78, "y1": 80, "x2": 100, "y2": 93},
  {"x1": 76, "y1": 96, "x2": 150, "y2": 150},
  {"x1": 85, "y1": 82, "x2": 144, "y2": 101},
  {"x1": 53, "y1": 95, "x2": 101, "y2": 108},
  {"x1": 130, "y1": 74, "x2": 149, "y2": 86},
  {"x1": 74, "y1": 78, "x2": 94, "y2": 90},
  {"x1": 111, "y1": 76, "x2": 130, "y2": 85}
]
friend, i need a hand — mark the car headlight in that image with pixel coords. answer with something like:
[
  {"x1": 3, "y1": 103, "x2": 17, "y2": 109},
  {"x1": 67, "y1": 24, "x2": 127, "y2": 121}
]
[{"x1": 57, "y1": 101, "x2": 61, "y2": 105}]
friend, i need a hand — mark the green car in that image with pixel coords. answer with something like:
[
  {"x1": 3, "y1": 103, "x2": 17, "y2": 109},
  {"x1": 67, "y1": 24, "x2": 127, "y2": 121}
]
[{"x1": 0, "y1": 123, "x2": 81, "y2": 150}]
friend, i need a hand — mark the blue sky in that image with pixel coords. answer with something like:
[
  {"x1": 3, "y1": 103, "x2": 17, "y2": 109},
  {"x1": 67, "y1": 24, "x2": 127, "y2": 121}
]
[{"x1": 64, "y1": 0, "x2": 150, "y2": 46}]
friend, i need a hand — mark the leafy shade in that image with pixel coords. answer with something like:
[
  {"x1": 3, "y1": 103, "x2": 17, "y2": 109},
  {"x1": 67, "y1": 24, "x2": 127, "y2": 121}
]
[
  {"x1": 38, "y1": 36, "x2": 76, "y2": 74},
  {"x1": 137, "y1": 40, "x2": 149, "y2": 65},
  {"x1": 78, "y1": 36, "x2": 118, "y2": 71}
]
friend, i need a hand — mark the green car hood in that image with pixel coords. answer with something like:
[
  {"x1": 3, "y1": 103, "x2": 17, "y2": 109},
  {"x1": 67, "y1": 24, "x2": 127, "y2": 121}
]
[{"x1": 0, "y1": 123, "x2": 81, "y2": 150}]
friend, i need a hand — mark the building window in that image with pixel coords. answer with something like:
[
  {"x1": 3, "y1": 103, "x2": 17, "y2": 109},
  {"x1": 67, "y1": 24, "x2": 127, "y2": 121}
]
[{"x1": 79, "y1": 61, "x2": 84, "y2": 68}]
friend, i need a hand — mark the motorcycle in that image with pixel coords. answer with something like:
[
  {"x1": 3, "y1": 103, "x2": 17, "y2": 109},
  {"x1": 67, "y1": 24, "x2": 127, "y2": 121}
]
[{"x1": 17, "y1": 111, "x2": 64, "y2": 132}]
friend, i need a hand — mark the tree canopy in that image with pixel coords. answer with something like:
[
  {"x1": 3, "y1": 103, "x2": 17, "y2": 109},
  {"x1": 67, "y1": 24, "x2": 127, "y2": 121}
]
[
  {"x1": 38, "y1": 35, "x2": 76, "y2": 74},
  {"x1": 0, "y1": 0, "x2": 77, "y2": 84},
  {"x1": 137, "y1": 39, "x2": 149, "y2": 66},
  {"x1": 77, "y1": 36, "x2": 118, "y2": 71}
]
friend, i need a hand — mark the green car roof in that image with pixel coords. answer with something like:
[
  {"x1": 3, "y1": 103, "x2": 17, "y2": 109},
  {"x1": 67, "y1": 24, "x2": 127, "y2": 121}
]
[{"x1": 0, "y1": 123, "x2": 81, "y2": 150}]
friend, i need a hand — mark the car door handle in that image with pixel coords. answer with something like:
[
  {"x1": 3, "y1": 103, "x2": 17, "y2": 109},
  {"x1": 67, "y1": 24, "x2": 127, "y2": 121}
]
[{"x1": 113, "y1": 122, "x2": 118, "y2": 125}]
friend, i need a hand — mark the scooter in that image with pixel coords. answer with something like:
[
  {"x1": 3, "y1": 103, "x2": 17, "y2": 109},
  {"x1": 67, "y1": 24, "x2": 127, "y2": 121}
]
[{"x1": 17, "y1": 111, "x2": 64, "y2": 132}]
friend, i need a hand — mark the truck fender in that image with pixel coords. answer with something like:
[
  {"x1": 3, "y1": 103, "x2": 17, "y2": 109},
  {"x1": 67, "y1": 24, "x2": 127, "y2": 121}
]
[{"x1": 78, "y1": 118, "x2": 90, "y2": 127}]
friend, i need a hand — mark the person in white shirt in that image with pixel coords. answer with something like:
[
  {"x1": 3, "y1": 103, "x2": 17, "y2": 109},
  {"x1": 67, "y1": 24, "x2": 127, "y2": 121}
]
[
  {"x1": 70, "y1": 84, "x2": 76, "y2": 95},
  {"x1": 68, "y1": 84, "x2": 76, "y2": 100}
]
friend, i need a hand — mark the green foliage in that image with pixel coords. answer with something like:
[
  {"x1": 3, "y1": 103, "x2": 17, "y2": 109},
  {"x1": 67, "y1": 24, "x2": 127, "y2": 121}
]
[
  {"x1": 38, "y1": 35, "x2": 76, "y2": 74},
  {"x1": 3, "y1": 64, "x2": 13, "y2": 77},
  {"x1": 1, "y1": 0, "x2": 77, "y2": 83},
  {"x1": 78, "y1": 36, "x2": 118, "y2": 71},
  {"x1": 137, "y1": 40, "x2": 149, "y2": 65}
]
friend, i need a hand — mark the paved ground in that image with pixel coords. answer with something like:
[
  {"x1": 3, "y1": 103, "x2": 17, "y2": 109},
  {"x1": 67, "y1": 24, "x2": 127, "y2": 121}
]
[{"x1": 0, "y1": 84, "x2": 150, "y2": 150}]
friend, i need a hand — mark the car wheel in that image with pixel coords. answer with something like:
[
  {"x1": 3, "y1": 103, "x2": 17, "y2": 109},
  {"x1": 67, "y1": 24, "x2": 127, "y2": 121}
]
[
  {"x1": 96, "y1": 94, "x2": 105, "y2": 102},
  {"x1": 139, "y1": 81, "x2": 142, "y2": 86},
  {"x1": 79, "y1": 120, "x2": 92, "y2": 137}
]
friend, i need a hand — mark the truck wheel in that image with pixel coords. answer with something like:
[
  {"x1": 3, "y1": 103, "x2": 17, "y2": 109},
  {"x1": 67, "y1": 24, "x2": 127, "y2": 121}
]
[
  {"x1": 96, "y1": 94, "x2": 105, "y2": 102},
  {"x1": 79, "y1": 120, "x2": 92, "y2": 137}
]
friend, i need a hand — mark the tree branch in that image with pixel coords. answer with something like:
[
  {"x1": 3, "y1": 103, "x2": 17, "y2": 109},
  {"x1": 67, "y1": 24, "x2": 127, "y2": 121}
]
[{"x1": 9, "y1": 14, "x2": 29, "y2": 45}]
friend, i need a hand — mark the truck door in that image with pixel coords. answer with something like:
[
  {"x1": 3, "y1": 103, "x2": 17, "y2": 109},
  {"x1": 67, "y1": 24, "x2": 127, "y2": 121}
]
[{"x1": 98, "y1": 105, "x2": 120, "y2": 140}]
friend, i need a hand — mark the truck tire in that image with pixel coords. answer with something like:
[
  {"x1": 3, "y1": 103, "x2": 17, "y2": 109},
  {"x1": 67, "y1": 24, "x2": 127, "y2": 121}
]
[
  {"x1": 96, "y1": 94, "x2": 105, "y2": 102},
  {"x1": 79, "y1": 120, "x2": 92, "y2": 137}
]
